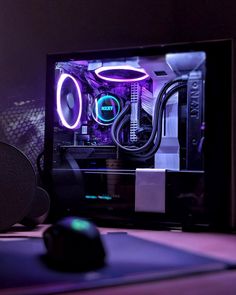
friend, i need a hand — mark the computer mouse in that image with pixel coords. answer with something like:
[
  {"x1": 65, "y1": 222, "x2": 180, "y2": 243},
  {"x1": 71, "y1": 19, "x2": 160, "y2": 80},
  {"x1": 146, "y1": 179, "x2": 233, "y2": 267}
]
[{"x1": 43, "y1": 216, "x2": 106, "y2": 271}]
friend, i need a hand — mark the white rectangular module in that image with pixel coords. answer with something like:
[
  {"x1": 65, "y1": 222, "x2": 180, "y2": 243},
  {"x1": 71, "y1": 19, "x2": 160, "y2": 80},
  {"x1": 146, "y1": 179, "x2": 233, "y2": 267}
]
[{"x1": 135, "y1": 169, "x2": 166, "y2": 213}]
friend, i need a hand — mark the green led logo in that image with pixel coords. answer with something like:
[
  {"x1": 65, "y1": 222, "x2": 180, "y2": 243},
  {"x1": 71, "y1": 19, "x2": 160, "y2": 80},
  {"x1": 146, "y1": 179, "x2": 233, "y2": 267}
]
[
  {"x1": 71, "y1": 219, "x2": 90, "y2": 231},
  {"x1": 85, "y1": 195, "x2": 97, "y2": 199},
  {"x1": 98, "y1": 195, "x2": 112, "y2": 200}
]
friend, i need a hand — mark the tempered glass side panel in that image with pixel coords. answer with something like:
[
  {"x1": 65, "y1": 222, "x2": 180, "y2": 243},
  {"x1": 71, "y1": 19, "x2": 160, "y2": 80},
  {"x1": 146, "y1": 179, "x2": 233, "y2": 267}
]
[
  {"x1": 52, "y1": 52, "x2": 205, "y2": 172},
  {"x1": 43, "y1": 40, "x2": 232, "y2": 229}
]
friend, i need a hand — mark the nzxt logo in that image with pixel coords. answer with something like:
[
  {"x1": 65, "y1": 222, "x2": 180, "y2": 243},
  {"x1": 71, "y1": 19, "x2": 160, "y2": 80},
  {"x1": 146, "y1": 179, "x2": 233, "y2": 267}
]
[
  {"x1": 189, "y1": 80, "x2": 200, "y2": 119},
  {"x1": 101, "y1": 106, "x2": 113, "y2": 111}
]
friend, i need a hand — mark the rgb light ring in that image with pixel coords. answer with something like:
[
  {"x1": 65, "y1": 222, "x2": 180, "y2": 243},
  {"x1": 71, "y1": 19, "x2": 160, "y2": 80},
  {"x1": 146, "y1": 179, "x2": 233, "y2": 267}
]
[
  {"x1": 94, "y1": 65, "x2": 149, "y2": 82},
  {"x1": 56, "y1": 73, "x2": 83, "y2": 129},
  {"x1": 92, "y1": 94, "x2": 121, "y2": 126}
]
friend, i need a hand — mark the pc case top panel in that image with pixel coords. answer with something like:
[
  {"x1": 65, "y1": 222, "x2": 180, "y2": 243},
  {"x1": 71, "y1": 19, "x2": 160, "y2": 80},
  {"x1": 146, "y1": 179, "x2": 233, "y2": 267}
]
[{"x1": 52, "y1": 51, "x2": 206, "y2": 172}]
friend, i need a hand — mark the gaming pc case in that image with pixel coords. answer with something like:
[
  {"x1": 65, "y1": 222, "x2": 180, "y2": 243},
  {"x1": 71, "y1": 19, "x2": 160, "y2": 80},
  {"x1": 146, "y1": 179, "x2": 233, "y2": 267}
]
[{"x1": 43, "y1": 39, "x2": 233, "y2": 230}]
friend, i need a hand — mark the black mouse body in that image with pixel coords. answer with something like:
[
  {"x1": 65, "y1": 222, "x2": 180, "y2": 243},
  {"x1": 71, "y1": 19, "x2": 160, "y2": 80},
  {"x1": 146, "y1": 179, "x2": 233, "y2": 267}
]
[{"x1": 43, "y1": 217, "x2": 106, "y2": 271}]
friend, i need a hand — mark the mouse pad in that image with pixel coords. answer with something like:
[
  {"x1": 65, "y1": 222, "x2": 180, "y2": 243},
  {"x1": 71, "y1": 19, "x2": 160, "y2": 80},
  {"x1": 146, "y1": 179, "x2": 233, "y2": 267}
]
[{"x1": 0, "y1": 233, "x2": 234, "y2": 294}]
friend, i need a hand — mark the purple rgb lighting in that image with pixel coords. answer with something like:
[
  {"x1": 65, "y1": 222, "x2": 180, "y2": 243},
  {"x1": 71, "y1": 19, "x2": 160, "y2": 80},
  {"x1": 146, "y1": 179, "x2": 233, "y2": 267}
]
[
  {"x1": 56, "y1": 73, "x2": 82, "y2": 129},
  {"x1": 94, "y1": 65, "x2": 149, "y2": 82}
]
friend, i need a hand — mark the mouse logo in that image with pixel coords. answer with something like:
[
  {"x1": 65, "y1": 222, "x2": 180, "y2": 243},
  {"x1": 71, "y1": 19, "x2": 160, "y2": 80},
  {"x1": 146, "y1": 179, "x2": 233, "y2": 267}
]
[{"x1": 71, "y1": 219, "x2": 90, "y2": 231}]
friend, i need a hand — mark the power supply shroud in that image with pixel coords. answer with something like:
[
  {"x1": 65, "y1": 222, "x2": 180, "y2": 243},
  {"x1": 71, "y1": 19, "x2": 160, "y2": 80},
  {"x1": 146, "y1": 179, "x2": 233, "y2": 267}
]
[{"x1": 43, "y1": 40, "x2": 232, "y2": 230}]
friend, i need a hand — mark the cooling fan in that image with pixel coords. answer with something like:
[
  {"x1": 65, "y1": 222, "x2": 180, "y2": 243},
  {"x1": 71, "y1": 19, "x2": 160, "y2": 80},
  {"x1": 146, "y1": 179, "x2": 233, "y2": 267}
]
[
  {"x1": 95, "y1": 65, "x2": 149, "y2": 82},
  {"x1": 56, "y1": 73, "x2": 83, "y2": 129}
]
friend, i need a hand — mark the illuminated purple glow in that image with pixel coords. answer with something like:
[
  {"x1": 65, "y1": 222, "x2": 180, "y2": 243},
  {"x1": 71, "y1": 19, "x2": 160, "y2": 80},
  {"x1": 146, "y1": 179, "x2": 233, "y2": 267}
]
[
  {"x1": 56, "y1": 73, "x2": 82, "y2": 129},
  {"x1": 94, "y1": 65, "x2": 149, "y2": 82}
]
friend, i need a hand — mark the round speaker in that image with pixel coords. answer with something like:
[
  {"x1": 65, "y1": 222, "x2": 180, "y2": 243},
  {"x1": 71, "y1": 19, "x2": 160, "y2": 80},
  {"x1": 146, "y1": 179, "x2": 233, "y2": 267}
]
[
  {"x1": 0, "y1": 142, "x2": 36, "y2": 232},
  {"x1": 21, "y1": 186, "x2": 50, "y2": 227}
]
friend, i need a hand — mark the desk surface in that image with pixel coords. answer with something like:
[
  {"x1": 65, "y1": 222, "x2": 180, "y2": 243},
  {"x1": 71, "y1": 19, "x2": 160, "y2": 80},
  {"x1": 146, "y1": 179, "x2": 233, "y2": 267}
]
[{"x1": 1, "y1": 226, "x2": 236, "y2": 295}]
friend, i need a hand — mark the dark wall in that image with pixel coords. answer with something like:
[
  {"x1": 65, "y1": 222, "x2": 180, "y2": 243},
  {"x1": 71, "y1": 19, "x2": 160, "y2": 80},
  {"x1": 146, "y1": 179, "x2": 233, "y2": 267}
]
[
  {"x1": 0, "y1": 0, "x2": 235, "y2": 162},
  {"x1": 1, "y1": 0, "x2": 235, "y2": 105},
  {"x1": 0, "y1": 0, "x2": 173, "y2": 105}
]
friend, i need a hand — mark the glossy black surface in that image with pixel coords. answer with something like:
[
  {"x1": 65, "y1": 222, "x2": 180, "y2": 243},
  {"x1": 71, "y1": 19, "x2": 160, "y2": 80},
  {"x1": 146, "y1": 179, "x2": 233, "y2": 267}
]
[{"x1": 43, "y1": 217, "x2": 106, "y2": 271}]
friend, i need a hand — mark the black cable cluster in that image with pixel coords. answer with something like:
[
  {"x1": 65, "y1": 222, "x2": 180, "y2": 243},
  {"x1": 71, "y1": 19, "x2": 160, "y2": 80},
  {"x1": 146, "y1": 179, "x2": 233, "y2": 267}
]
[{"x1": 111, "y1": 77, "x2": 188, "y2": 161}]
